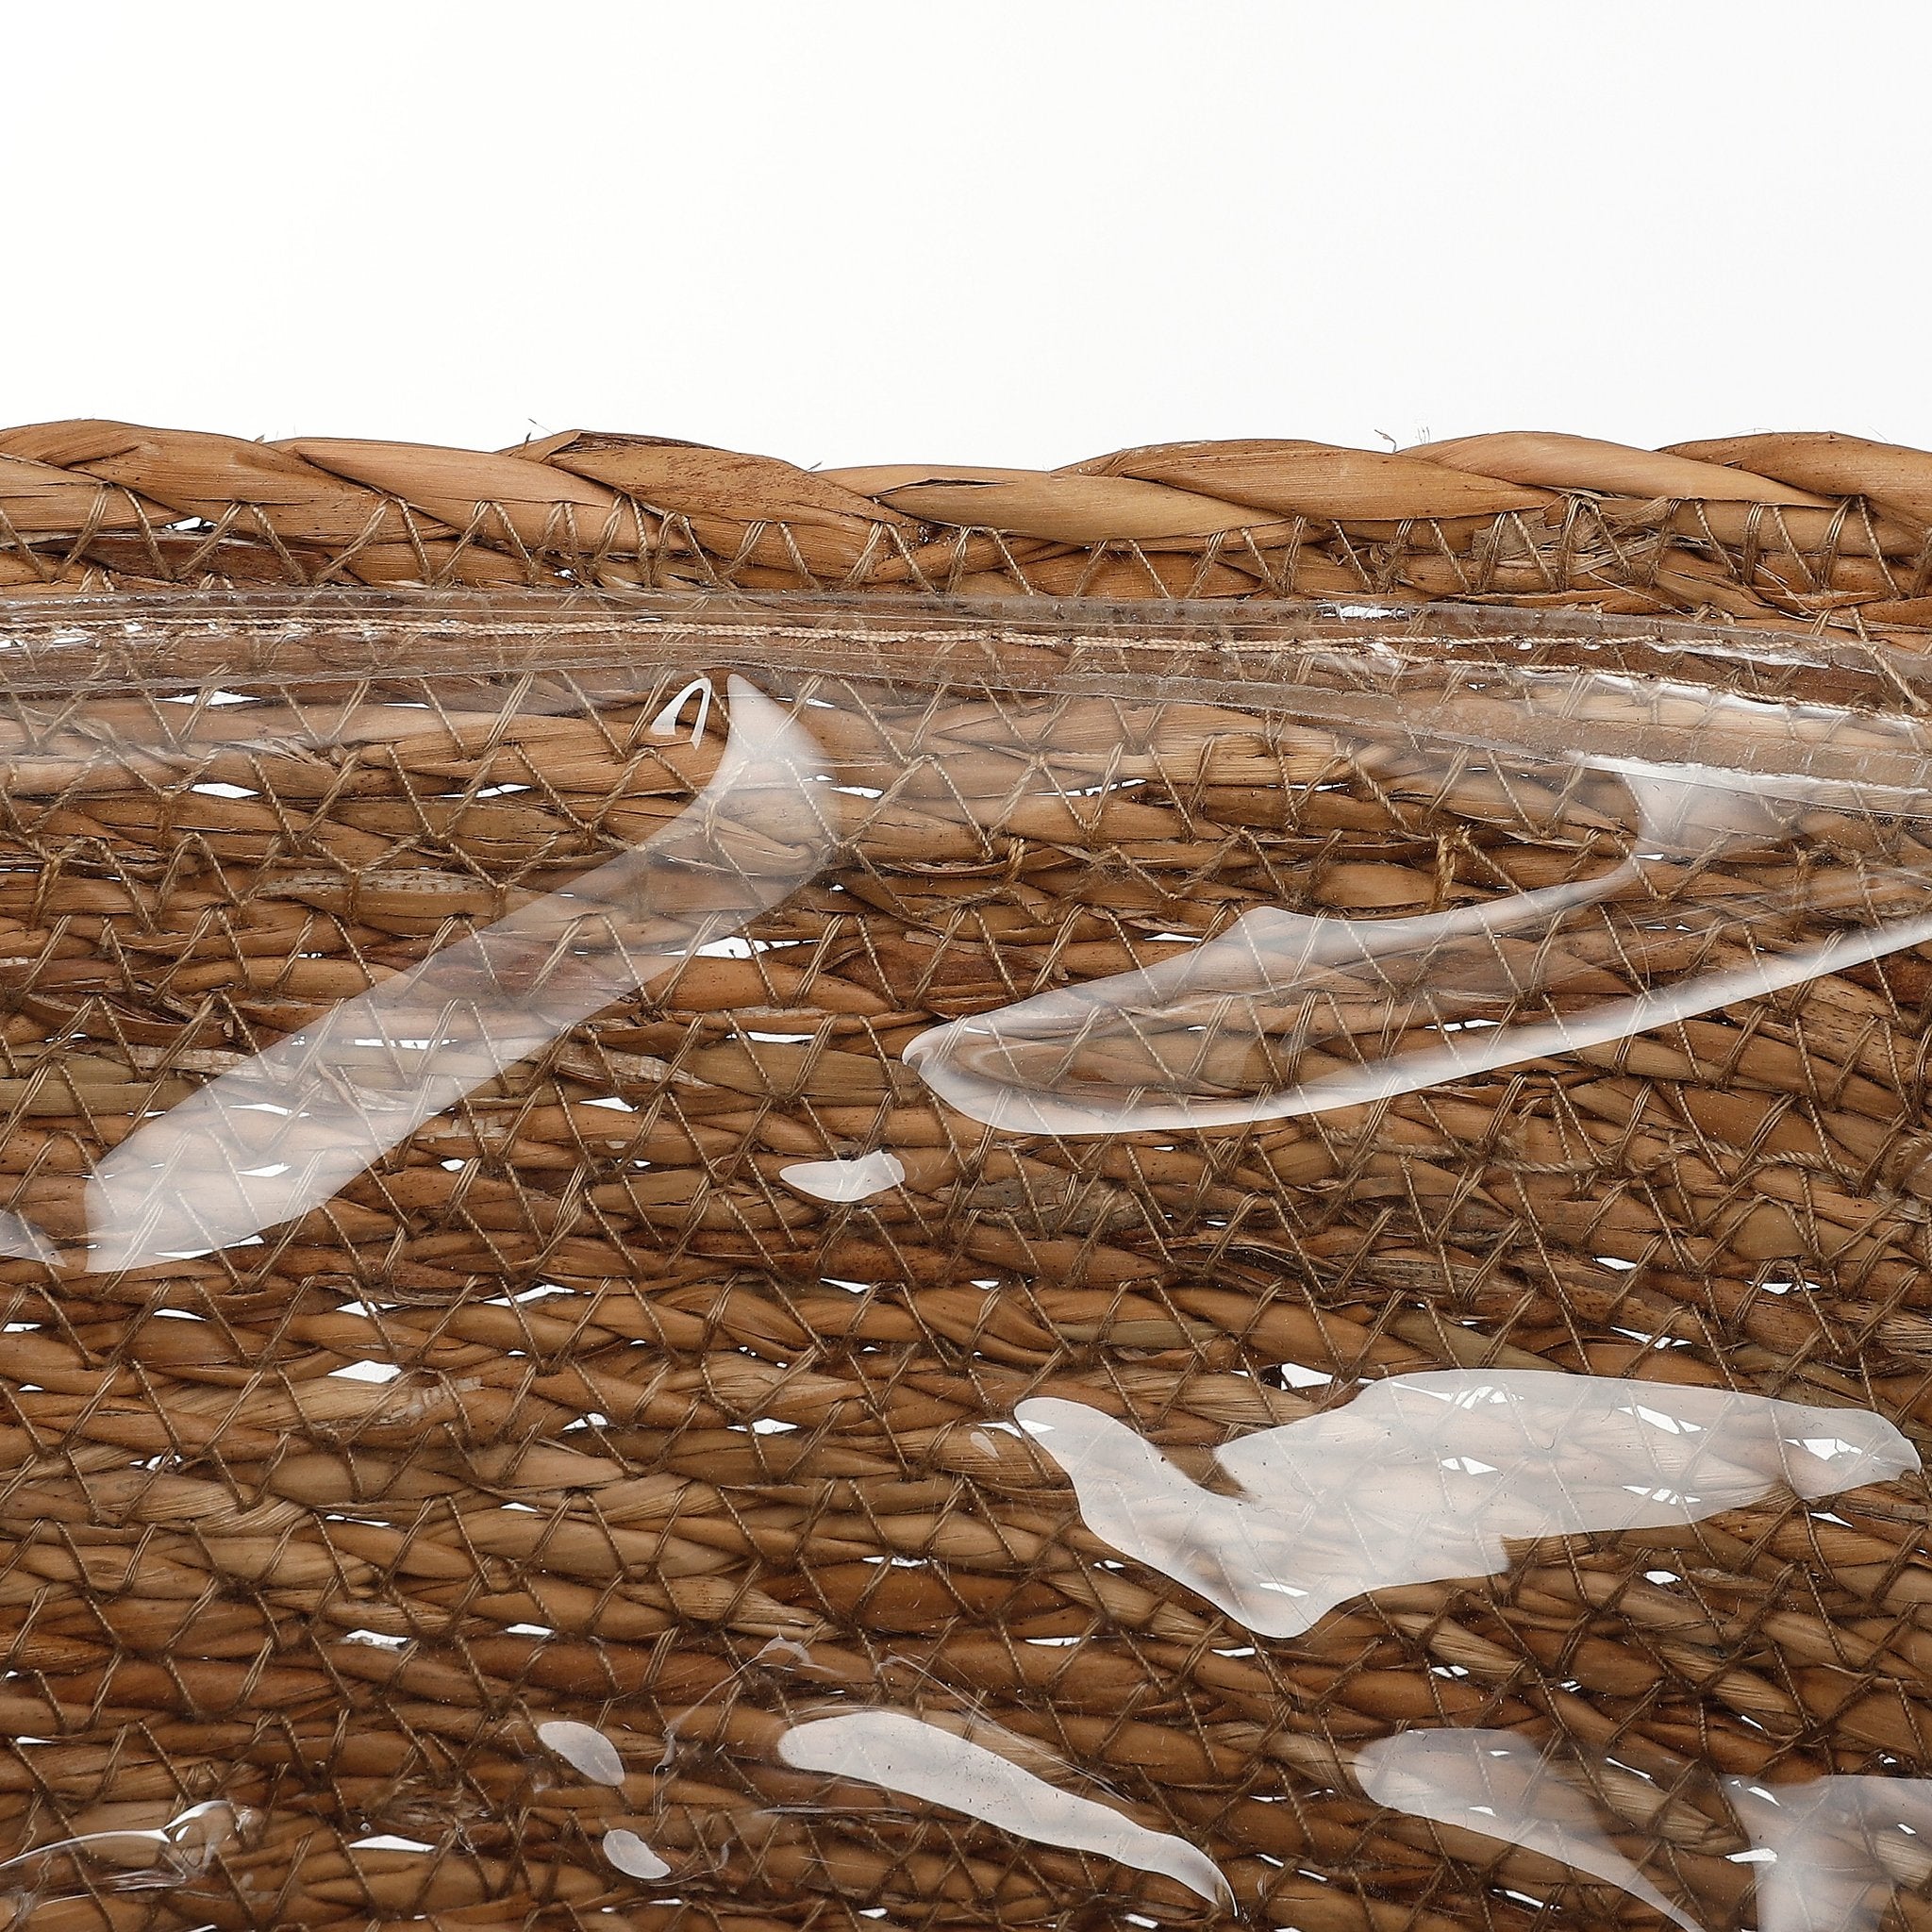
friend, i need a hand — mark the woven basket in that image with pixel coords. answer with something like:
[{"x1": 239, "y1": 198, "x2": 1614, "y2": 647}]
[{"x1": 4, "y1": 423, "x2": 1932, "y2": 1932}]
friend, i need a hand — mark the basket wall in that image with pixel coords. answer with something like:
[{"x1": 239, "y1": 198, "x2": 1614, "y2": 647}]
[{"x1": 0, "y1": 422, "x2": 1929, "y2": 1932}]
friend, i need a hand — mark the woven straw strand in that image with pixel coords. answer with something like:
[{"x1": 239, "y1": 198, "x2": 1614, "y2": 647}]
[{"x1": 1, "y1": 423, "x2": 1930, "y2": 637}]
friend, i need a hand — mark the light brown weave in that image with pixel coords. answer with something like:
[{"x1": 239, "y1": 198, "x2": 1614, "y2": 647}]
[{"x1": 0, "y1": 427, "x2": 1930, "y2": 1932}]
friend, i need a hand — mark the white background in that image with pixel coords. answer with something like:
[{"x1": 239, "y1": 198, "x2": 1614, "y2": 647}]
[{"x1": 6, "y1": 1, "x2": 1927, "y2": 470}]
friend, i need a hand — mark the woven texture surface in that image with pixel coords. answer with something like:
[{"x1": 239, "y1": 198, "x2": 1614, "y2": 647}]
[
  {"x1": 0, "y1": 570, "x2": 1930, "y2": 1928},
  {"x1": 2, "y1": 424, "x2": 1932, "y2": 641}
]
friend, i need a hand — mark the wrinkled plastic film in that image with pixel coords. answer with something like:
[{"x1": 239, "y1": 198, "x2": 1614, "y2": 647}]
[
  {"x1": 87, "y1": 677, "x2": 834, "y2": 1268},
  {"x1": 0, "y1": 1800, "x2": 258, "y2": 1921},
  {"x1": 18, "y1": 633, "x2": 1932, "y2": 1257},
  {"x1": 1017, "y1": 1373, "x2": 1916, "y2": 1639},
  {"x1": 905, "y1": 739, "x2": 1932, "y2": 1136}
]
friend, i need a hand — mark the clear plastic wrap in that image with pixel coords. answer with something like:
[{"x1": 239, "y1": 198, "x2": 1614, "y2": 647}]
[{"x1": 0, "y1": 590, "x2": 1928, "y2": 1932}]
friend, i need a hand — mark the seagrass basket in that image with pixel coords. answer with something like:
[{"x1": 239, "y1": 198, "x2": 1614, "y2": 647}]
[{"x1": 3, "y1": 422, "x2": 1932, "y2": 1932}]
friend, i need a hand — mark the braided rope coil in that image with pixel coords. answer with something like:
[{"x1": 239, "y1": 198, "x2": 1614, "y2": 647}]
[{"x1": 3, "y1": 423, "x2": 1931, "y2": 634}]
